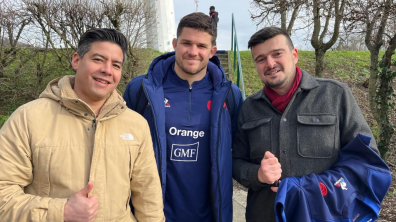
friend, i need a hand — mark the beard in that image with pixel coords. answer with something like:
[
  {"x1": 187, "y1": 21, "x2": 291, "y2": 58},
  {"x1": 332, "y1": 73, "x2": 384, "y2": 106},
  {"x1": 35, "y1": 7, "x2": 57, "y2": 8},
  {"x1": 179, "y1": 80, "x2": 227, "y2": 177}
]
[
  {"x1": 263, "y1": 77, "x2": 287, "y2": 88},
  {"x1": 175, "y1": 57, "x2": 206, "y2": 75},
  {"x1": 262, "y1": 65, "x2": 287, "y2": 88}
]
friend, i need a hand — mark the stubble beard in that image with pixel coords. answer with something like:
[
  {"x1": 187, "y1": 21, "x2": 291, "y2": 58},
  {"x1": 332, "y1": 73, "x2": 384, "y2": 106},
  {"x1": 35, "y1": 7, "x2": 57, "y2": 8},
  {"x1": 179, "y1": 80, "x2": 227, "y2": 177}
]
[
  {"x1": 263, "y1": 65, "x2": 285, "y2": 88},
  {"x1": 175, "y1": 58, "x2": 206, "y2": 76}
]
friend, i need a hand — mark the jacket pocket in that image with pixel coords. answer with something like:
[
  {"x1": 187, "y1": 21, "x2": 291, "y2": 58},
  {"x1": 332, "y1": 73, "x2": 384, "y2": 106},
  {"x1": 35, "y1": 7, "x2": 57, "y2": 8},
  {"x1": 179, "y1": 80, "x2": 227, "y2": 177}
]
[
  {"x1": 242, "y1": 117, "x2": 272, "y2": 160},
  {"x1": 297, "y1": 114, "x2": 337, "y2": 158},
  {"x1": 31, "y1": 147, "x2": 52, "y2": 196},
  {"x1": 128, "y1": 145, "x2": 140, "y2": 178}
]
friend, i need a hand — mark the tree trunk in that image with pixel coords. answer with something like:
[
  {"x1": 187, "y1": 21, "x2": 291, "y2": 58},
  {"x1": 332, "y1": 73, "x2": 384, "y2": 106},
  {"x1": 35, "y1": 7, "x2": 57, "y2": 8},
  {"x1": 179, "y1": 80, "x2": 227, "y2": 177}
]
[
  {"x1": 375, "y1": 34, "x2": 396, "y2": 160},
  {"x1": 367, "y1": 50, "x2": 380, "y2": 122},
  {"x1": 314, "y1": 49, "x2": 325, "y2": 77}
]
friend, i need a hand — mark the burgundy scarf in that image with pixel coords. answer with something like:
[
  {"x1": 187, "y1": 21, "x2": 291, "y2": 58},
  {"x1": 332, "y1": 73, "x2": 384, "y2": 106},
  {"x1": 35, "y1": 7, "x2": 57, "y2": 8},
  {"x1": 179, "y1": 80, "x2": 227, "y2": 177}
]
[{"x1": 264, "y1": 67, "x2": 302, "y2": 113}]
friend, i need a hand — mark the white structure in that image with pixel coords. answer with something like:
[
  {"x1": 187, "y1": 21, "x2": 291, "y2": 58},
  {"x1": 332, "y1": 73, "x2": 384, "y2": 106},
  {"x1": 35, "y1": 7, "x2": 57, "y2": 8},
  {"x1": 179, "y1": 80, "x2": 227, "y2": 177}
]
[
  {"x1": 148, "y1": 0, "x2": 176, "y2": 52},
  {"x1": 194, "y1": 0, "x2": 199, "y2": 12}
]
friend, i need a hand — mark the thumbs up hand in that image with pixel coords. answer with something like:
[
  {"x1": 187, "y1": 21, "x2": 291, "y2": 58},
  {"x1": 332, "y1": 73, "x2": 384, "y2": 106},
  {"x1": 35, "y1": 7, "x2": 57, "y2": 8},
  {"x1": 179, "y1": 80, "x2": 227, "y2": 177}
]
[
  {"x1": 257, "y1": 151, "x2": 282, "y2": 186},
  {"x1": 64, "y1": 182, "x2": 99, "y2": 222}
]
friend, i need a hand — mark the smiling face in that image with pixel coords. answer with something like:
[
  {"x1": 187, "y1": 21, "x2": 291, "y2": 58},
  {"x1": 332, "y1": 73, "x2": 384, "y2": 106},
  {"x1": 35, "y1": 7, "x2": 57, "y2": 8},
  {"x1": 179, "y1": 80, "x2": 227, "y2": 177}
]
[
  {"x1": 251, "y1": 34, "x2": 299, "y2": 95},
  {"x1": 71, "y1": 41, "x2": 123, "y2": 107},
  {"x1": 172, "y1": 27, "x2": 217, "y2": 84}
]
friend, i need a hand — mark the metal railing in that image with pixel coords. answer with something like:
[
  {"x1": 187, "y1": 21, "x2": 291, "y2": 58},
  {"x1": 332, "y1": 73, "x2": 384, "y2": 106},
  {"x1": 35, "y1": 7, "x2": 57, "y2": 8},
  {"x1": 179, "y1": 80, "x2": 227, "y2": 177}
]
[{"x1": 231, "y1": 13, "x2": 246, "y2": 100}]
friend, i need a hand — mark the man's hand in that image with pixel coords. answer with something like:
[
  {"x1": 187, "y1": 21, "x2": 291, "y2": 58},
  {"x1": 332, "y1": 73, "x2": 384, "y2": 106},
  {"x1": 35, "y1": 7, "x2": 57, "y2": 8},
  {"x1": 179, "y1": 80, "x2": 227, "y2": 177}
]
[
  {"x1": 64, "y1": 182, "x2": 99, "y2": 222},
  {"x1": 257, "y1": 151, "x2": 282, "y2": 187},
  {"x1": 270, "y1": 180, "x2": 281, "y2": 192}
]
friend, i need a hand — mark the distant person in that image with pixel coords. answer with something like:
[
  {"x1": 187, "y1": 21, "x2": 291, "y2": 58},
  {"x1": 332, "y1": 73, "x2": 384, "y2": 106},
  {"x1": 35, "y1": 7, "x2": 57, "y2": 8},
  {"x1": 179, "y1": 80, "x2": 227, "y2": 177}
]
[
  {"x1": 209, "y1": 6, "x2": 219, "y2": 27},
  {"x1": 232, "y1": 27, "x2": 378, "y2": 222},
  {"x1": 123, "y1": 12, "x2": 243, "y2": 222},
  {"x1": 0, "y1": 28, "x2": 164, "y2": 222}
]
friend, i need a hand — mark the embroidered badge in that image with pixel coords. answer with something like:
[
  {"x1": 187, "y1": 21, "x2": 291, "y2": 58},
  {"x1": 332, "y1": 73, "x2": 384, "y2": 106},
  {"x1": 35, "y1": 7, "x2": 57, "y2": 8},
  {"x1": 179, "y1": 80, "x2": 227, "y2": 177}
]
[
  {"x1": 334, "y1": 177, "x2": 348, "y2": 190},
  {"x1": 164, "y1": 98, "x2": 170, "y2": 107},
  {"x1": 319, "y1": 182, "x2": 328, "y2": 196},
  {"x1": 120, "y1": 133, "x2": 134, "y2": 141},
  {"x1": 207, "y1": 100, "x2": 227, "y2": 111}
]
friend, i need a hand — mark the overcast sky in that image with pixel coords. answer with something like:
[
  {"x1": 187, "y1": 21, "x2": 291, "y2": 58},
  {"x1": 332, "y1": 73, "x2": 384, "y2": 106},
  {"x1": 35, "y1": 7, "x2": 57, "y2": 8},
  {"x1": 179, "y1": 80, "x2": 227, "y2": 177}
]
[
  {"x1": 172, "y1": 0, "x2": 257, "y2": 51},
  {"x1": 172, "y1": 0, "x2": 312, "y2": 51}
]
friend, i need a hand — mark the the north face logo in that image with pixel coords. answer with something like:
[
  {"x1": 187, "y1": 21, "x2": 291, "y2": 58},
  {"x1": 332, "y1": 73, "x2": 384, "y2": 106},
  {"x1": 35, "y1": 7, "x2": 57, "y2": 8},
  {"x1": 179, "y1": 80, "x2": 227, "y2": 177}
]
[{"x1": 120, "y1": 133, "x2": 134, "y2": 140}]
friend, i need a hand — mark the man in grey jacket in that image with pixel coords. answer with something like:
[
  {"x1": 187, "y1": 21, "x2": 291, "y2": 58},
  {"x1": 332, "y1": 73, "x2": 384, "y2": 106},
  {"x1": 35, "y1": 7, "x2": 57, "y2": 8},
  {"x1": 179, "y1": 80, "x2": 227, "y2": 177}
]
[{"x1": 232, "y1": 27, "x2": 377, "y2": 222}]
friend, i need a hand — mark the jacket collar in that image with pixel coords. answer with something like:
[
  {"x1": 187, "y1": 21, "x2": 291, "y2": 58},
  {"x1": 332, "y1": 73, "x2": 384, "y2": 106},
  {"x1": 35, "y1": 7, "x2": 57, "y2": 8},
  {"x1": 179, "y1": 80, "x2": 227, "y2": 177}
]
[
  {"x1": 250, "y1": 69, "x2": 319, "y2": 100},
  {"x1": 39, "y1": 75, "x2": 125, "y2": 119},
  {"x1": 146, "y1": 51, "x2": 228, "y2": 91}
]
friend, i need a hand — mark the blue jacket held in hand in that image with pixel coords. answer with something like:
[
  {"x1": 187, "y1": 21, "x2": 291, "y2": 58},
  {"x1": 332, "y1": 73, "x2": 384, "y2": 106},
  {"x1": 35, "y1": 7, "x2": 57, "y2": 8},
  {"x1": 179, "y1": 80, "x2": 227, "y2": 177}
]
[
  {"x1": 275, "y1": 134, "x2": 391, "y2": 222},
  {"x1": 123, "y1": 52, "x2": 243, "y2": 222}
]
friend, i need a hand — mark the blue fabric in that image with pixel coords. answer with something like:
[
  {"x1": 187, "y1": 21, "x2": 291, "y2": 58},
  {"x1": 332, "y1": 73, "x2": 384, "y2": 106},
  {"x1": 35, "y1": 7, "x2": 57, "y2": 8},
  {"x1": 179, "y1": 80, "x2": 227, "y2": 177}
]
[
  {"x1": 123, "y1": 52, "x2": 243, "y2": 222},
  {"x1": 275, "y1": 134, "x2": 391, "y2": 222},
  {"x1": 163, "y1": 67, "x2": 213, "y2": 221}
]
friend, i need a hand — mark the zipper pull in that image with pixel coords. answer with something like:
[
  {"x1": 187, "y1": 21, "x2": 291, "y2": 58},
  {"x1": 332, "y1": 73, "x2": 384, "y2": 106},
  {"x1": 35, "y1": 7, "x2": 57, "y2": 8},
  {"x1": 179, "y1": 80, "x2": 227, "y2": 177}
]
[
  {"x1": 92, "y1": 119, "x2": 96, "y2": 128},
  {"x1": 189, "y1": 85, "x2": 192, "y2": 91}
]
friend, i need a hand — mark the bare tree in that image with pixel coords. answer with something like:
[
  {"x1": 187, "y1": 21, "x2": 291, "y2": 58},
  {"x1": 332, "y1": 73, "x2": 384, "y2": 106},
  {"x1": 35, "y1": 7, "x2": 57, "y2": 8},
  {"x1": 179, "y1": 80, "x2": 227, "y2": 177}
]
[
  {"x1": 101, "y1": 0, "x2": 156, "y2": 86},
  {"x1": 24, "y1": 0, "x2": 107, "y2": 69},
  {"x1": 23, "y1": 0, "x2": 156, "y2": 88},
  {"x1": 310, "y1": 0, "x2": 346, "y2": 77},
  {"x1": 375, "y1": 33, "x2": 396, "y2": 159},
  {"x1": 250, "y1": 0, "x2": 307, "y2": 35},
  {"x1": 344, "y1": 0, "x2": 392, "y2": 114},
  {"x1": 0, "y1": 0, "x2": 32, "y2": 78},
  {"x1": 336, "y1": 22, "x2": 366, "y2": 50},
  {"x1": 344, "y1": 0, "x2": 396, "y2": 159}
]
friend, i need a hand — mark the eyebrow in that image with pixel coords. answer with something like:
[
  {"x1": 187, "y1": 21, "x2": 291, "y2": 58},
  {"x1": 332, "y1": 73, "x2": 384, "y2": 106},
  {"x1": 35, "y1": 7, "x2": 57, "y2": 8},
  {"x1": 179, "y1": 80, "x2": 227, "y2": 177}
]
[
  {"x1": 92, "y1": 53, "x2": 123, "y2": 65},
  {"x1": 254, "y1": 48, "x2": 285, "y2": 62},
  {"x1": 180, "y1": 39, "x2": 209, "y2": 47}
]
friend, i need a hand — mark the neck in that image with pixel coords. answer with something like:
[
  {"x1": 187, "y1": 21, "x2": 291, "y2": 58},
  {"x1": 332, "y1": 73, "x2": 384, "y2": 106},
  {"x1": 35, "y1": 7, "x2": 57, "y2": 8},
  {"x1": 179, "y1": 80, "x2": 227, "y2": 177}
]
[
  {"x1": 272, "y1": 83, "x2": 293, "y2": 96},
  {"x1": 88, "y1": 102, "x2": 104, "y2": 117},
  {"x1": 174, "y1": 65, "x2": 207, "y2": 86}
]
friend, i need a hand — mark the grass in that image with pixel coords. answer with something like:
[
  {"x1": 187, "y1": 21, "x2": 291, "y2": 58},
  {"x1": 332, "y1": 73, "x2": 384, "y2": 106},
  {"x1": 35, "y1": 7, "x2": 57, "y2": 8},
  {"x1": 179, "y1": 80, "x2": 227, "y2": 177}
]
[
  {"x1": 0, "y1": 49, "x2": 387, "y2": 121},
  {"x1": 230, "y1": 50, "x2": 381, "y2": 97}
]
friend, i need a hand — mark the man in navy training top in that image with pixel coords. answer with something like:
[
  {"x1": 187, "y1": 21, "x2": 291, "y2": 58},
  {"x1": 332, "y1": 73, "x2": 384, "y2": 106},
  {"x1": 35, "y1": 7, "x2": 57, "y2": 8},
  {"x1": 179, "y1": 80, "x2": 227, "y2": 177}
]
[
  {"x1": 123, "y1": 12, "x2": 243, "y2": 222},
  {"x1": 232, "y1": 27, "x2": 378, "y2": 222}
]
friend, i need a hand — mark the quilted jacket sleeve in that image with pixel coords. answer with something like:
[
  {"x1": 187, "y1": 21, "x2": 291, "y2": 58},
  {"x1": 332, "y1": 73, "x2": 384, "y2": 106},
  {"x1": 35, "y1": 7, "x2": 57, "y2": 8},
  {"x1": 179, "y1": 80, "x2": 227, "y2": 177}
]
[
  {"x1": 123, "y1": 74, "x2": 146, "y2": 112},
  {"x1": 0, "y1": 106, "x2": 67, "y2": 221},
  {"x1": 130, "y1": 120, "x2": 164, "y2": 222}
]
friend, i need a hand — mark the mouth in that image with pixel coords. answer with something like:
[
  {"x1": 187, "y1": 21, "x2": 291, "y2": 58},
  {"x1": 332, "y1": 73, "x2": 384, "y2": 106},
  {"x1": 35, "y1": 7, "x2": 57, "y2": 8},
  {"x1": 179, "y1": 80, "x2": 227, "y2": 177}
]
[
  {"x1": 184, "y1": 56, "x2": 201, "y2": 61},
  {"x1": 265, "y1": 68, "x2": 281, "y2": 76},
  {"x1": 93, "y1": 77, "x2": 110, "y2": 85}
]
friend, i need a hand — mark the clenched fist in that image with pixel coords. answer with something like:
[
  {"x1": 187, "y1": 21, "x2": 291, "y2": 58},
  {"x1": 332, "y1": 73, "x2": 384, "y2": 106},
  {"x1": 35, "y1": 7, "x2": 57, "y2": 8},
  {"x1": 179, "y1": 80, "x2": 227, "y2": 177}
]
[{"x1": 257, "y1": 151, "x2": 282, "y2": 189}]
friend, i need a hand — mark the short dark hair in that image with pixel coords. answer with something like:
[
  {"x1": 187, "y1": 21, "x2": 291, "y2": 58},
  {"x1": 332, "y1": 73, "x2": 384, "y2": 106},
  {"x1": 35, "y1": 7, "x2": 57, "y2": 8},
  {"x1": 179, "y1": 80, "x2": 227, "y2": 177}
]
[
  {"x1": 248, "y1": 27, "x2": 294, "y2": 50},
  {"x1": 210, "y1": 6, "x2": 215, "y2": 10},
  {"x1": 77, "y1": 28, "x2": 128, "y2": 63},
  {"x1": 176, "y1": 12, "x2": 217, "y2": 46}
]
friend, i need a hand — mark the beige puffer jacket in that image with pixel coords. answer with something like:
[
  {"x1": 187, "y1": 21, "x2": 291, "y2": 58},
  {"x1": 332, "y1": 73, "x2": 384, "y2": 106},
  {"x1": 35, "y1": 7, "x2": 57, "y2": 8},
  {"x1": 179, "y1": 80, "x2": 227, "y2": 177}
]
[{"x1": 0, "y1": 76, "x2": 164, "y2": 221}]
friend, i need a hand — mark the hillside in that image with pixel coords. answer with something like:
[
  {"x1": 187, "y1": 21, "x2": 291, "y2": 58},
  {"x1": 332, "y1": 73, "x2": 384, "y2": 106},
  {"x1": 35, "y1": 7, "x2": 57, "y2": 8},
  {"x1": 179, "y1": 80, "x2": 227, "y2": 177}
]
[{"x1": 0, "y1": 49, "x2": 395, "y2": 220}]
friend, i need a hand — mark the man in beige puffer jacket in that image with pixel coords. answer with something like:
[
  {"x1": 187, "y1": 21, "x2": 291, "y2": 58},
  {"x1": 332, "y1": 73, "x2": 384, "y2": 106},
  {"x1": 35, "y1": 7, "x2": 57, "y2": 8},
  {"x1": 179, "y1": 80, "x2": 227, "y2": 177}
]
[{"x1": 0, "y1": 28, "x2": 164, "y2": 222}]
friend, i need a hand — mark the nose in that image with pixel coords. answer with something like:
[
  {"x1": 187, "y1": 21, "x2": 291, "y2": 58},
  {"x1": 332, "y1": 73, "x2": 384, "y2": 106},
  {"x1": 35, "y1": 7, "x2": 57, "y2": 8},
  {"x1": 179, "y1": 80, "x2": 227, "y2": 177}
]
[
  {"x1": 265, "y1": 56, "x2": 276, "y2": 68},
  {"x1": 100, "y1": 62, "x2": 112, "y2": 75},
  {"x1": 188, "y1": 45, "x2": 198, "y2": 56}
]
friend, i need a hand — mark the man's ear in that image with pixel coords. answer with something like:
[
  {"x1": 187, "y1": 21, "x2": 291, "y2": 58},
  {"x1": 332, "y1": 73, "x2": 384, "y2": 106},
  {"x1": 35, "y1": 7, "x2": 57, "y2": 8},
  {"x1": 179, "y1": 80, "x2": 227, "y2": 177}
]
[
  {"x1": 292, "y1": 48, "x2": 299, "y2": 64},
  {"x1": 71, "y1": 53, "x2": 80, "y2": 71},
  {"x1": 172, "y1": 38, "x2": 177, "y2": 51},
  {"x1": 209, "y1": 45, "x2": 217, "y2": 58}
]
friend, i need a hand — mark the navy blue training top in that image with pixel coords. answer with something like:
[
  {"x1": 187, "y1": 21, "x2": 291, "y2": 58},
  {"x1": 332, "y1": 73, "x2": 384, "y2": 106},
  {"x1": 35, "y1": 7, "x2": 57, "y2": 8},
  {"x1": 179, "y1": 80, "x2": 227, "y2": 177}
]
[{"x1": 163, "y1": 66, "x2": 213, "y2": 222}]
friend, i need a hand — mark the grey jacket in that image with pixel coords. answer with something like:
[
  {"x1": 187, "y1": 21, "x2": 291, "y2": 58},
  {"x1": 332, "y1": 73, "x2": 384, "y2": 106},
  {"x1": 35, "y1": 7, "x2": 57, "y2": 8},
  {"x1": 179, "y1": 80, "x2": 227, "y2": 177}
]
[{"x1": 232, "y1": 70, "x2": 377, "y2": 222}]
